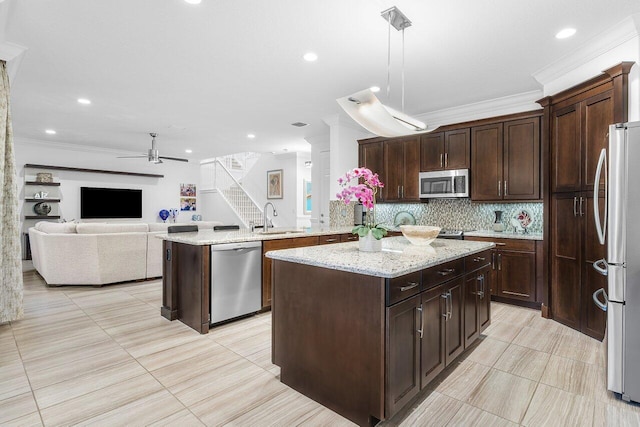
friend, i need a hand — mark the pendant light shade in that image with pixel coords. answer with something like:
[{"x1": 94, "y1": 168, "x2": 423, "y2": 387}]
[
  {"x1": 337, "y1": 6, "x2": 437, "y2": 137},
  {"x1": 337, "y1": 89, "x2": 428, "y2": 137}
]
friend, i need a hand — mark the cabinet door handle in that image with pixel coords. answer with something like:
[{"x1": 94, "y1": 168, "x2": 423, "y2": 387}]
[
  {"x1": 166, "y1": 249, "x2": 171, "y2": 261},
  {"x1": 573, "y1": 197, "x2": 578, "y2": 217},
  {"x1": 477, "y1": 275, "x2": 485, "y2": 299},
  {"x1": 417, "y1": 304, "x2": 424, "y2": 338},
  {"x1": 447, "y1": 291, "x2": 453, "y2": 320},
  {"x1": 437, "y1": 268, "x2": 456, "y2": 276},
  {"x1": 504, "y1": 180, "x2": 507, "y2": 196},
  {"x1": 579, "y1": 196, "x2": 585, "y2": 216},
  {"x1": 397, "y1": 186, "x2": 401, "y2": 198},
  {"x1": 440, "y1": 153, "x2": 444, "y2": 168},
  {"x1": 445, "y1": 152, "x2": 448, "y2": 168},
  {"x1": 492, "y1": 252, "x2": 496, "y2": 270},
  {"x1": 498, "y1": 253, "x2": 502, "y2": 271},
  {"x1": 441, "y1": 293, "x2": 448, "y2": 319},
  {"x1": 498, "y1": 180, "x2": 501, "y2": 197},
  {"x1": 400, "y1": 282, "x2": 419, "y2": 292},
  {"x1": 401, "y1": 185, "x2": 404, "y2": 198}
]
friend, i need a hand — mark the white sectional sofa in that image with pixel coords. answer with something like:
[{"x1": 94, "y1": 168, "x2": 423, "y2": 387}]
[{"x1": 29, "y1": 220, "x2": 222, "y2": 286}]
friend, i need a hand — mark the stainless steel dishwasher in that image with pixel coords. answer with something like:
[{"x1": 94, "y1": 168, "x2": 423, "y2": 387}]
[{"x1": 210, "y1": 241, "x2": 262, "y2": 324}]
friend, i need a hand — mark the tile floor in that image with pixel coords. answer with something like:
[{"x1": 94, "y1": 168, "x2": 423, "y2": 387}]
[{"x1": 1, "y1": 270, "x2": 639, "y2": 426}]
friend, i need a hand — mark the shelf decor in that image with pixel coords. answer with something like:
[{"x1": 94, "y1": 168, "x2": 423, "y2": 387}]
[
  {"x1": 33, "y1": 202, "x2": 52, "y2": 216},
  {"x1": 336, "y1": 167, "x2": 387, "y2": 252}
]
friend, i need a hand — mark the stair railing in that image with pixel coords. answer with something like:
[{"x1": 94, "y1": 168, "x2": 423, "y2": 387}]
[{"x1": 212, "y1": 159, "x2": 263, "y2": 227}]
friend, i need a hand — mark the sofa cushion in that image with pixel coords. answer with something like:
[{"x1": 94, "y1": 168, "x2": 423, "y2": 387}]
[
  {"x1": 76, "y1": 223, "x2": 149, "y2": 234},
  {"x1": 148, "y1": 223, "x2": 172, "y2": 232},
  {"x1": 35, "y1": 221, "x2": 77, "y2": 234}
]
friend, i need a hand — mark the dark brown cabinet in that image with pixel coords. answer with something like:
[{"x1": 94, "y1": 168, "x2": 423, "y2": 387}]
[
  {"x1": 551, "y1": 92, "x2": 613, "y2": 193},
  {"x1": 464, "y1": 258, "x2": 492, "y2": 348},
  {"x1": 262, "y1": 236, "x2": 319, "y2": 309},
  {"x1": 551, "y1": 192, "x2": 606, "y2": 339},
  {"x1": 471, "y1": 117, "x2": 540, "y2": 201},
  {"x1": 386, "y1": 295, "x2": 421, "y2": 415},
  {"x1": 420, "y1": 129, "x2": 470, "y2": 171},
  {"x1": 544, "y1": 64, "x2": 631, "y2": 340},
  {"x1": 465, "y1": 237, "x2": 541, "y2": 305},
  {"x1": 420, "y1": 285, "x2": 446, "y2": 386},
  {"x1": 359, "y1": 141, "x2": 384, "y2": 186},
  {"x1": 383, "y1": 137, "x2": 420, "y2": 202}
]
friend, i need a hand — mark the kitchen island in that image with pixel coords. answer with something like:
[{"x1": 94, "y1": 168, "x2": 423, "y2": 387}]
[
  {"x1": 157, "y1": 226, "x2": 355, "y2": 333},
  {"x1": 266, "y1": 237, "x2": 494, "y2": 427}
]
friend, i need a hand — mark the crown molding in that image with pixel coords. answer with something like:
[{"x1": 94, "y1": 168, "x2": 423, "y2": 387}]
[
  {"x1": 533, "y1": 14, "x2": 640, "y2": 88},
  {"x1": 414, "y1": 90, "x2": 543, "y2": 129}
]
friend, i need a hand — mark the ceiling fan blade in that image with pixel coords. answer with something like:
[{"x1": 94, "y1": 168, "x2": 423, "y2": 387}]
[
  {"x1": 117, "y1": 155, "x2": 147, "y2": 159},
  {"x1": 158, "y1": 156, "x2": 189, "y2": 163}
]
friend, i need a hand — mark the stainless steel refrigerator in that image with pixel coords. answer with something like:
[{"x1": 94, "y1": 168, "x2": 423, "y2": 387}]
[{"x1": 593, "y1": 121, "x2": 640, "y2": 403}]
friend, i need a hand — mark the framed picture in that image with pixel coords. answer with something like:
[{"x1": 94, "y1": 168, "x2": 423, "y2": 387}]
[
  {"x1": 180, "y1": 197, "x2": 196, "y2": 211},
  {"x1": 303, "y1": 180, "x2": 312, "y2": 214},
  {"x1": 267, "y1": 169, "x2": 283, "y2": 199},
  {"x1": 180, "y1": 183, "x2": 196, "y2": 197}
]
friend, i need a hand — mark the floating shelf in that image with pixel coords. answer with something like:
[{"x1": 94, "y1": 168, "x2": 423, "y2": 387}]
[
  {"x1": 25, "y1": 215, "x2": 61, "y2": 220},
  {"x1": 24, "y1": 198, "x2": 61, "y2": 202},
  {"x1": 24, "y1": 164, "x2": 164, "y2": 178},
  {"x1": 24, "y1": 181, "x2": 61, "y2": 186}
]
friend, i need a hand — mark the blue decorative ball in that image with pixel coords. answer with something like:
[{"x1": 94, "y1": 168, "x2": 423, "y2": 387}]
[{"x1": 159, "y1": 209, "x2": 170, "y2": 222}]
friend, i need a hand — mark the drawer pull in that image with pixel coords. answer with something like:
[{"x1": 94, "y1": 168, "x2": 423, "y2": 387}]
[
  {"x1": 437, "y1": 268, "x2": 455, "y2": 276},
  {"x1": 473, "y1": 257, "x2": 486, "y2": 262},
  {"x1": 400, "y1": 282, "x2": 419, "y2": 292},
  {"x1": 495, "y1": 242, "x2": 507, "y2": 246},
  {"x1": 324, "y1": 238, "x2": 338, "y2": 243},
  {"x1": 346, "y1": 236, "x2": 357, "y2": 240}
]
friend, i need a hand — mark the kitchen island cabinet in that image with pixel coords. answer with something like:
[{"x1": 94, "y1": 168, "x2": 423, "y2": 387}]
[{"x1": 267, "y1": 237, "x2": 494, "y2": 426}]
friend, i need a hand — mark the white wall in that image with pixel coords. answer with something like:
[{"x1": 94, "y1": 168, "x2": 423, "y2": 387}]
[
  {"x1": 238, "y1": 152, "x2": 302, "y2": 228},
  {"x1": 199, "y1": 189, "x2": 244, "y2": 225},
  {"x1": 15, "y1": 138, "x2": 200, "y2": 230}
]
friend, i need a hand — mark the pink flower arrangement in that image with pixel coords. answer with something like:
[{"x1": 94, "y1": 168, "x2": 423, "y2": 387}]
[{"x1": 337, "y1": 167, "x2": 387, "y2": 239}]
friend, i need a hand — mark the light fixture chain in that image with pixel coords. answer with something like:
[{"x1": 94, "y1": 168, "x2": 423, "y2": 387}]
[
  {"x1": 387, "y1": 13, "x2": 391, "y2": 101},
  {"x1": 402, "y1": 27, "x2": 405, "y2": 113}
]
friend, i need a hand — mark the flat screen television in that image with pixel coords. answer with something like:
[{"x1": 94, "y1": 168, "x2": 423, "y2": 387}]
[{"x1": 81, "y1": 187, "x2": 142, "y2": 219}]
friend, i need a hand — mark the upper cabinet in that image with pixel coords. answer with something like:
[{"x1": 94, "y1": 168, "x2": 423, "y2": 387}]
[
  {"x1": 420, "y1": 129, "x2": 470, "y2": 172},
  {"x1": 551, "y1": 91, "x2": 613, "y2": 193},
  {"x1": 383, "y1": 137, "x2": 420, "y2": 202},
  {"x1": 471, "y1": 117, "x2": 540, "y2": 201}
]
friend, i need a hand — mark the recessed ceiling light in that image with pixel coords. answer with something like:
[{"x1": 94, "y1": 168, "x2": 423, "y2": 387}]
[
  {"x1": 247, "y1": 134, "x2": 256, "y2": 139},
  {"x1": 185, "y1": 149, "x2": 193, "y2": 154},
  {"x1": 184, "y1": 0, "x2": 201, "y2": 4},
  {"x1": 303, "y1": 52, "x2": 318, "y2": 62},
  {"x1": 45, "y1": 129, "x2": 56, "y2": 135},
  {"x1": 283, "y1": 148, "x2": 289, "y2": 152},
  {"x1": 77, "y1": 98, "x2": 91, "y2": 105},
  {"x1": 556, "y1": 28, "x2": 576, "y2": 39},
  {"x1": 370, "y1": 86, "x2": 381, "y2": 93}
]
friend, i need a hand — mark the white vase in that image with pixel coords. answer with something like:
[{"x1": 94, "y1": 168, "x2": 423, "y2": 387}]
[{"x1": 359, "y1": 229, "x2": 382, "y2": 252}]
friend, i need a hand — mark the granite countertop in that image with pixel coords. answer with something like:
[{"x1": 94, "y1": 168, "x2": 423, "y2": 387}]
[
  {"x1": 266, "y1": 236, "x2": 495, "y2": 278},
  {"x1": 156, "y1": 226, "x2": 355, "y2": 245},
  {"x1": 464, "y1": 230, "x2": 543, "y2": 241}
]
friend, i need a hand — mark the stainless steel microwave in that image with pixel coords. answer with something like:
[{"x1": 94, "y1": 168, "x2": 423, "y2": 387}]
[{"x1": 419, "y1": 169, "x2": 469, "y2": 198}]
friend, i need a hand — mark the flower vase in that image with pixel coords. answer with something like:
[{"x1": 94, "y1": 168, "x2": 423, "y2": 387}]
[
  {"x1": 492, "y1": 210, "x2": 505, "y2": 232},
  {"x1": 359, "y1": 229, "x2": 382, "y2": 252}
]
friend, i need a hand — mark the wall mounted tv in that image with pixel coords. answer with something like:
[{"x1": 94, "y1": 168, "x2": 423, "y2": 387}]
[{"x1": 80, "y1": 187, "x2": 142, "y2": 219}]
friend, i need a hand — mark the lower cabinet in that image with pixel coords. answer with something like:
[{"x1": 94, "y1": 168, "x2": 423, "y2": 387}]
[
  {"x1": 386, "y1": 274, "x2": 470, "y2": 416},
  {"x1": 465, "y1": 236, "x2": 542, "y2": 306},
  {"x1": 464, "y1": 264, "x2": 492, "y2": 348}
]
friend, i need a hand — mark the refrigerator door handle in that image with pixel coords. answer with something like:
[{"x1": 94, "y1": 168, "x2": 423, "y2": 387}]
[
  {"x1": 594, "y1": 148, "x2": 607, "y2": 245},
  {"x1": 593, "y1": 258, "x2": 609, "y2": 276},
  {"x1": 593, "y1": 288, "x2": 608, "y2": 312}
]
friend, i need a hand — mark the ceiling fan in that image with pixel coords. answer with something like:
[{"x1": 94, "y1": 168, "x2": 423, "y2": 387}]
[{"x1": 118, "y1": 133, "x2": 188, "y2": 163}]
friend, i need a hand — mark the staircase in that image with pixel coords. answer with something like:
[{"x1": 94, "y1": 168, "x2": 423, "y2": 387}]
[
  {"x1": 221, "y1": 183, "x2": 264, "y2": 227},
  {"x1": 206, "y1": 158, "x2": 265, "y2": 228}
]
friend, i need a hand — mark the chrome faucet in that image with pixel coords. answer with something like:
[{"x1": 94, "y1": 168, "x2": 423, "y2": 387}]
[{"x1": 263, "y1": 202, "x2": 278, "y2": 229}]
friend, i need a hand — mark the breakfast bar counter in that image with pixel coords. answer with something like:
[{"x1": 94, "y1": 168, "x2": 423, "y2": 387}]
[{"x1": 266, "y1": 237, "x2": 494, "y2": 426}]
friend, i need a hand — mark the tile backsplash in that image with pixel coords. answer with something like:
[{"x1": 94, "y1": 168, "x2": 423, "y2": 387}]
[{"x1": 330, "y1": 199, "x2": 543, "y2": 234}]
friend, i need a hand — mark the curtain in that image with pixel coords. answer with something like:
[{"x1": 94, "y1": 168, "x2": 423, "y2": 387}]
[{"x1": 0, "y1": 60, "x2": 23, "y2": 323}]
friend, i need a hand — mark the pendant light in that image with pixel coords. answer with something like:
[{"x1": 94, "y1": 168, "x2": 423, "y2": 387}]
[{"x1": 337, "y1": 6, "x2": 434, "y2": 137}]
